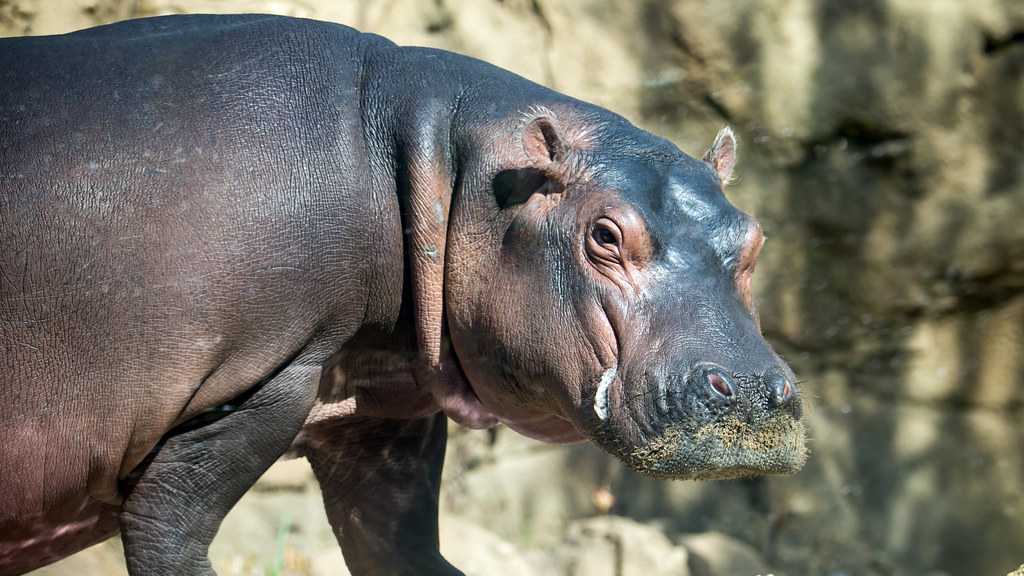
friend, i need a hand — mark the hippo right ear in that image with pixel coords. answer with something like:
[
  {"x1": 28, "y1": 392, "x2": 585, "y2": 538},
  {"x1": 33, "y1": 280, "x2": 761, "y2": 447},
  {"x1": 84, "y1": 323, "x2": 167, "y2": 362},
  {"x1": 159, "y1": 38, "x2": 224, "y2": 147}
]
[
  {"x1": 703, "y1": 126, "x2": 738, "y2": 186},
  {"x1": 493, "y1": 117, "x2": 568, "y2": 208}
]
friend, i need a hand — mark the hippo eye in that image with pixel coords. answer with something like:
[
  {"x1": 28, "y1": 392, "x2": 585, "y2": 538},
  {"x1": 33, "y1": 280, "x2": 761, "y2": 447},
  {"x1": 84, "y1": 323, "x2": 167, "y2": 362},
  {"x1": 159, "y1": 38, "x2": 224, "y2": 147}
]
[
  {"x1": 587, "y1": 218, "x2": 625, "y2": 270},
  {"x1": 591, "y1": 219, "x2": 621, "y2": 247},
  {"x1": 593, "y1": 226, "x2": 618, "y2": 246}
]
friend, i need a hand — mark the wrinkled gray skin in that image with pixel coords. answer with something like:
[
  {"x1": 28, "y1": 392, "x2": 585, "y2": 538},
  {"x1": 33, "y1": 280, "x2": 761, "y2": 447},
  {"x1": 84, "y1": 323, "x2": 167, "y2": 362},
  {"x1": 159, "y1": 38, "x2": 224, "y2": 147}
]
[{"x1": 0, "y1": 15, "x2": 805, "y2": 576}]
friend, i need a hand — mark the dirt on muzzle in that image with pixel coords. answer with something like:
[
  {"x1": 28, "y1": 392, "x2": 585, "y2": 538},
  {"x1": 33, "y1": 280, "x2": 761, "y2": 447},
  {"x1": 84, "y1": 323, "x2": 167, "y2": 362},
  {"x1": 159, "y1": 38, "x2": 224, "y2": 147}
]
[{"x1": 626, "y1": 413, "x2": 808, "y2": 480}]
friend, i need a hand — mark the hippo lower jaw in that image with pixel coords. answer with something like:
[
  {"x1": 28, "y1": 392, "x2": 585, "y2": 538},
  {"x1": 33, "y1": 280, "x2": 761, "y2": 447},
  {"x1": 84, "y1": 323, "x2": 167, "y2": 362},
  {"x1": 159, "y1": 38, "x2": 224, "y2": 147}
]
[{"x1": 621, "y1": 414, "x2": 808, "y2": 480}]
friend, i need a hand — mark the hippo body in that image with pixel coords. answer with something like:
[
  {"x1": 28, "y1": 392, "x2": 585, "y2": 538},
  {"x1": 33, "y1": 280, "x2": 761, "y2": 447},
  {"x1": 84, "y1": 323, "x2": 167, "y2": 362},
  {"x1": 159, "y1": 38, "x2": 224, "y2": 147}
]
[{"x1": 0, "y1": 15, "x2": 805, "y2": 576}]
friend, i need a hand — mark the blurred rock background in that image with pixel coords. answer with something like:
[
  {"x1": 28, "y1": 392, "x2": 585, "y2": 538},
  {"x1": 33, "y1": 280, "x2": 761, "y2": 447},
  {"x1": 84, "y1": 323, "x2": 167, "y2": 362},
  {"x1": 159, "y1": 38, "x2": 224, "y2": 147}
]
[{"x1": 3, "y1": 0, "x2": 1023, "y2": 574}]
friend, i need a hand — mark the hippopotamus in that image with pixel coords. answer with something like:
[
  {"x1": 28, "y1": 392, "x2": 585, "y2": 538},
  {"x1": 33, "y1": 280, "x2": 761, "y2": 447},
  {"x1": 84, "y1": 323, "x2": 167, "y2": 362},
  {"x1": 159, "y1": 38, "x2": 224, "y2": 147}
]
[{"x1": 0, "y1": 13, "x2": 806, "y2": 576}]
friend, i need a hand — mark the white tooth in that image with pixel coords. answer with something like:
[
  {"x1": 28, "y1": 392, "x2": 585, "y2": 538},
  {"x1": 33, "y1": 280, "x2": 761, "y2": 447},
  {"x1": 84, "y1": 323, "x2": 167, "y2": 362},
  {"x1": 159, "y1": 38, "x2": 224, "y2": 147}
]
[{"x1": 594, "y1": 366, "x2": 617, "y2": 421}]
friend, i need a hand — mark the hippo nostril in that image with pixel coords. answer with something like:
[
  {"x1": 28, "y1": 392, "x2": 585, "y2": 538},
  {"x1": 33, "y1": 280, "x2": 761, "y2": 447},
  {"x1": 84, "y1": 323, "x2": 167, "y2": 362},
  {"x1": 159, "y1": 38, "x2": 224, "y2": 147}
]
[
  {"x1": 706, "y1": 371, "x2": 734, "y2": 398},
  {"x1": 768, "y1": 372, "x2": 794, "y2": 407}
]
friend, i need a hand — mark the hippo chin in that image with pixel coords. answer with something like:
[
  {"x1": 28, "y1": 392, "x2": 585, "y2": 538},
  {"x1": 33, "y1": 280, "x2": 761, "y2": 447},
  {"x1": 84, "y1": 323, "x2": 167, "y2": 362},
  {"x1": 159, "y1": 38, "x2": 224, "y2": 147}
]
[
  {"x1": 615, "y1": 414, "x2": 807, "y2": 480},
  {"x1": 1, "y1": 13, "x2": 805, "y2": 576}
]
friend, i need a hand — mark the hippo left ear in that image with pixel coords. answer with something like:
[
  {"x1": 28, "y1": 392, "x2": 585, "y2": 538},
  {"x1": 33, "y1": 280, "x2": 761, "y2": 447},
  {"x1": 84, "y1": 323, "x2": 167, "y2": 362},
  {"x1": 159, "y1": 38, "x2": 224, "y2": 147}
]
[
  {"x1": 493, "y1": 116, "x2": 569, "y2": 208},
  {"x1": 523, "y1": 116, "x2": 569, "y2": 165},
  {"x1": 703, "y1": 126, "x2": 738, "y2": 186}
]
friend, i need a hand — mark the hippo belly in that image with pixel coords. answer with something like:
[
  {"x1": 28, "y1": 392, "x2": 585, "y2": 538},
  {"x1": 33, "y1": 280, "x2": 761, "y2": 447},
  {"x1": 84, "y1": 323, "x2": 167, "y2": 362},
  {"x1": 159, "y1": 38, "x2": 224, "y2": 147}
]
[
  {"x1": 0, "y1": 422, "x2": 122, "y2": 576},
  {"x1": 0, "y1": 501, "x2": 118, "y2": 576}
]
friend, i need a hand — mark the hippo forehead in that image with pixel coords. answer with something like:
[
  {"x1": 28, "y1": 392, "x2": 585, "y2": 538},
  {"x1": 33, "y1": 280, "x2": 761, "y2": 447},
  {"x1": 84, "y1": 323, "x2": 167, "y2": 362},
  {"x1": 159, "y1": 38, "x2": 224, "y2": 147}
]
[{"x1": 590, "y1": 150, "x2": 752, "y2": 267}]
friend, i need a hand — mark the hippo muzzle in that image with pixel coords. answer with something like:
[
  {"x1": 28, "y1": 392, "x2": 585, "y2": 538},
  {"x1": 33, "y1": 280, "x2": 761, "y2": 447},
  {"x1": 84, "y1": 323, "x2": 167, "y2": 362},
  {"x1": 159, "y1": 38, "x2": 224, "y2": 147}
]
[
  {"x1": 586, "y1": 349, "x2": 807, "y2": 480},
  {"x1": 651, "y1": 363, "x2": 804, "y2": 479},
  {"x1": 567, "y1": 238, "x2": 809, "y2": 481}
]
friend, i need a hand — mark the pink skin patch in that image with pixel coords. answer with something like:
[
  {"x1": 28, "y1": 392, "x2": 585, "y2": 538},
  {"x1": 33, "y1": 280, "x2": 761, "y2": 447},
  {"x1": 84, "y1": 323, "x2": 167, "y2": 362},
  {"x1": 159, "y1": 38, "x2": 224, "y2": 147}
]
[
  {"x1": 499, "y1": 413, "x2": 587, "y2": 444},
  {"x1": 438, "y1": 353, "x2": 588, "y2": 443},
  {"x1": 708, "y1": 372, "x2": 733, "y2": 398}
]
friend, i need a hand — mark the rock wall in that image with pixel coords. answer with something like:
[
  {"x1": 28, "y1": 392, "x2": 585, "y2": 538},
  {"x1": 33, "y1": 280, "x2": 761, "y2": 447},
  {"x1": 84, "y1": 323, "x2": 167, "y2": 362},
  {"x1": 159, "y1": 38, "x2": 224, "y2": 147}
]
[{"x1": 5, "y1": 1, "x2": 1024, "y2": 575}]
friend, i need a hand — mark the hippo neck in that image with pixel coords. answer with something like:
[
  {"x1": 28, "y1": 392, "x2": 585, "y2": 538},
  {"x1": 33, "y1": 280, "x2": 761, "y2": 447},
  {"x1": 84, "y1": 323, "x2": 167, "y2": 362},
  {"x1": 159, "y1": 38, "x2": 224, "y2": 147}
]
[
  {"x1": 354, "y1": 44, "x2": 541, "y2": 424},
  {"x1": 356, "y1": 43, "x2": 486, "y2": 425},
  {"x1": 357, "y1": 43, "x2": 604, "y2": 429}
]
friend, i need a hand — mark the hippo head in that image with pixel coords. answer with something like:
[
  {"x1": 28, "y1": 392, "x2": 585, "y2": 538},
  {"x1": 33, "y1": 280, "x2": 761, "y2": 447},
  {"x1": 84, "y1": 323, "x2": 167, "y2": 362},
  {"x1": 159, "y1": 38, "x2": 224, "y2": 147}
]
[{"x1": 441, "y1": 105, "x2": 806, "y2": 480}]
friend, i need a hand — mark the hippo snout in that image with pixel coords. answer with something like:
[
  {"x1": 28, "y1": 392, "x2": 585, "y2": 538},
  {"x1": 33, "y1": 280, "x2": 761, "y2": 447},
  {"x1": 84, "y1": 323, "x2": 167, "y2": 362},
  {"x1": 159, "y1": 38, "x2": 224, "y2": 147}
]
[
  {"x1": 765, "y1": 371, "x2": 799, "y2": 413},
  {"x1": 677, "y1": 362, "x2": 802, "y2": 422},
  {"x1": 605, "y1": 360, "x2": 807, "y2": 480},
  {"x1": 704, "y1": 368, "x2": 734, "y2": 398}
]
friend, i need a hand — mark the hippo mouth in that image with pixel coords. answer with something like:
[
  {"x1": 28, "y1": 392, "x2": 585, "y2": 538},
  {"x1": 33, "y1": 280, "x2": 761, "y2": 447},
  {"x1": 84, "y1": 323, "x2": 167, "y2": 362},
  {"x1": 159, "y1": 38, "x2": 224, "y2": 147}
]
[
  {"x1": 619, "y1": 413, "x2": 808, "y2": 480},
  {"x1": 586, "y1": 361, "x2": 808, "y2": 480}
]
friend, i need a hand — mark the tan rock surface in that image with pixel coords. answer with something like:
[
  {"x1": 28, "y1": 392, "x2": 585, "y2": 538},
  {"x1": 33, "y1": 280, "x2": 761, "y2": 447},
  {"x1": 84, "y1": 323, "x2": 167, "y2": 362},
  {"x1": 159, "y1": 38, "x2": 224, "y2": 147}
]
[
  {"x1": 559, "y1": 516, "x2": 690, "y2": 576},
  {"x1": 682, "y1": 531, "x2": 766, "y2": 576}
]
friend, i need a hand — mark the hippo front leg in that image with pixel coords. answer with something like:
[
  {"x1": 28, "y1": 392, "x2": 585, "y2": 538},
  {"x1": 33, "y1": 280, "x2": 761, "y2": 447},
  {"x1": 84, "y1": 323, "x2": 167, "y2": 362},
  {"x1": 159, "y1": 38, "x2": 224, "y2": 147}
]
[
  {"x1": 120, "y1": 365, "x2": 318, "y2": 575},
  {"x1": 303, "y1": 413, "x2": 461, "y2": 576}
]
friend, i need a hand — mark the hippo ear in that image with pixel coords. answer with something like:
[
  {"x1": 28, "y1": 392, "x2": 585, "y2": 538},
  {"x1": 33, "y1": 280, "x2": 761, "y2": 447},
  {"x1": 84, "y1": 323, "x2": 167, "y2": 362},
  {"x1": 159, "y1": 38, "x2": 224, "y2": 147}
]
[
  {"x1": 523, "y1": 116, "x2": 569, "y2": 165},
  {"x1": 493, "y1": 116, "x2": 568, "y2": 208},
  {"x1": 703, "y1": 126, "x2": 738, "y2": 186}
]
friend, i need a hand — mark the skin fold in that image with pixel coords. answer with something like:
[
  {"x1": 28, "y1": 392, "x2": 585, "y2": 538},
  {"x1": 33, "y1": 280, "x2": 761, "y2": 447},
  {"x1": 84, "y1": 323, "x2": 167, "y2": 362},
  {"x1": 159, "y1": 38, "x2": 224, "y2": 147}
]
[{"x1": 0, "y1": 14, "x2": 804, "y2": 576}]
